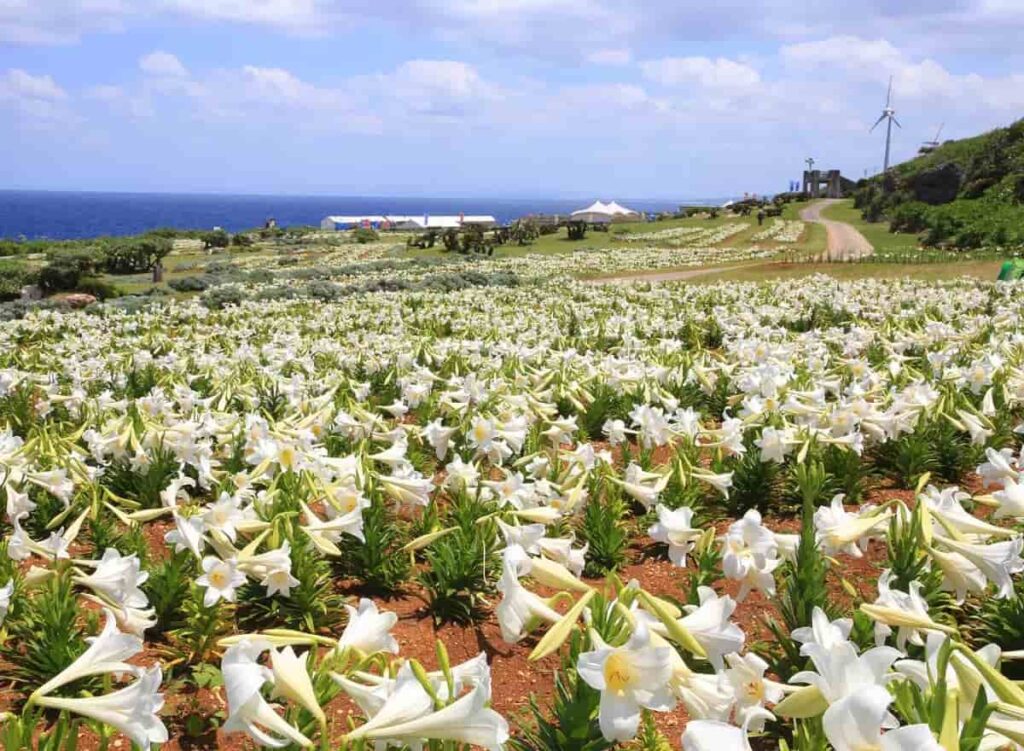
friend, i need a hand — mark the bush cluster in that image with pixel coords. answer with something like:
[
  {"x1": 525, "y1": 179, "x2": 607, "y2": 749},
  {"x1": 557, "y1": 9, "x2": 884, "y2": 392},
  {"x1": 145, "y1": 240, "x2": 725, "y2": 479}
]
[{"x1": 852, "y1": 117, "x2": 1024, "y2": 249}]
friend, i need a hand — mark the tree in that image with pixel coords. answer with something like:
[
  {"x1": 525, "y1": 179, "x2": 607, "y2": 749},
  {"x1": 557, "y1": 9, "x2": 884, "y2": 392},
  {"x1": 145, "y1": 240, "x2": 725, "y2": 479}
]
[
  {"x1": 102, "y1": 237, "x2": 173, "y2": 274},
  {"x1": 566, "y1": 221, "x2": 587, "y2": 241},
  {"x1": 508, "y1": 218, "x2": 540, "y2": 246},
  {"x1": 201, "y1": 229, "x2": 230, "y2": 251}
]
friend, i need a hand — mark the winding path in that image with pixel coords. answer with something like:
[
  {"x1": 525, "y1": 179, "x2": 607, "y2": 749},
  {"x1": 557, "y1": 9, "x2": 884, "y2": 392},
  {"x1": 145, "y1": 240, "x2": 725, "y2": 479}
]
[{"x1": 800, "y1": 199, "x2": 874, "y2": 261}]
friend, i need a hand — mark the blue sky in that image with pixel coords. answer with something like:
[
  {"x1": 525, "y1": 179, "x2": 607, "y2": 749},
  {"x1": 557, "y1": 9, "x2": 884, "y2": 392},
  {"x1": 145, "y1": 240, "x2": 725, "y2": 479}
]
[{"x1": 2, "y1": 1, "x2": 1024, "y2": 199}]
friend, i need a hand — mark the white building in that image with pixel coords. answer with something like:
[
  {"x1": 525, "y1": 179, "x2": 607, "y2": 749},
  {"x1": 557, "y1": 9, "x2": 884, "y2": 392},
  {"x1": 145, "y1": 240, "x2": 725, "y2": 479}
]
[{"x1": 320, "y1": 214, "x2": 497, "y2": 231}]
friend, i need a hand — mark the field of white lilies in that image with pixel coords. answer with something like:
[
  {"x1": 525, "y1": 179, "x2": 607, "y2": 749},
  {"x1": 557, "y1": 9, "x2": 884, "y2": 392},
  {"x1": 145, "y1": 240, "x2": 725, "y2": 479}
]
[{"x1": 4, "y1": 272, "x2": 1024, "y2": 750}]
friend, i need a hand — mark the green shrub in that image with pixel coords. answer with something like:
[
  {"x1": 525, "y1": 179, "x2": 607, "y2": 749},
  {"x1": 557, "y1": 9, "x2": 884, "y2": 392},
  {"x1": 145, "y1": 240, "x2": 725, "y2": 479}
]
[
  {"x1": 201, "y1": 286, "x2": 245, "y2": 309},
  {"x1": 47, "y1": 247, "x2": 100, "y2": 275},
  {"x1": 352, "y1": 227, "x2": 379, "y2": 244},
  {"x1": 168, "y1": 276, "x2": 211, "y2": 292},
  {"x1": 38, "y1": 261, "x2": 82, "y2": 292},
  {"x1": 201, "y1": 229, "x2": 230, "y2": 250},
  {"x1": 0, "y1": 262, "x2": 38, "y2": 301},
  {"x1": 74, "y1": 278, "x2": 121, "y2": 299}
]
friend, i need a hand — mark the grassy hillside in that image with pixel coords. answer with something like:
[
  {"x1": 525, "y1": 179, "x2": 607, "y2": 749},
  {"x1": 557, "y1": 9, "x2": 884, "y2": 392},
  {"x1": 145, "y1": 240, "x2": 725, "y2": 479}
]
[{"x1": 853, "y1": 118, "x2": 1024, "y2": 249}]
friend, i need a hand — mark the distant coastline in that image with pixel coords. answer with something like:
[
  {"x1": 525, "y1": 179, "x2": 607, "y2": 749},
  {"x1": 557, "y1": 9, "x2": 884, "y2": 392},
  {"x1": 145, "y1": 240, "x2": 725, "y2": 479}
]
[{"x1": 0, "y1": 190, "x2": 734, "y2": 240}]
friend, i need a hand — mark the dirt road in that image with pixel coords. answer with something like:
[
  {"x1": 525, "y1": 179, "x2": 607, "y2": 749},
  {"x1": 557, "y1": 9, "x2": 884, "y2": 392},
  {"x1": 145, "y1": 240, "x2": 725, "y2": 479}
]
[{"x1": 800, "y1": 199, "x2": 874, "y2": 261}]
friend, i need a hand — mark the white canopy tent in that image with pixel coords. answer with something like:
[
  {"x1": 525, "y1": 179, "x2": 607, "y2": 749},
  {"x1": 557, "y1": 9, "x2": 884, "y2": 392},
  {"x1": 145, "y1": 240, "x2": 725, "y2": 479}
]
[{"x1": 570, "y1": 200, "x2": 640, "y2": 223}]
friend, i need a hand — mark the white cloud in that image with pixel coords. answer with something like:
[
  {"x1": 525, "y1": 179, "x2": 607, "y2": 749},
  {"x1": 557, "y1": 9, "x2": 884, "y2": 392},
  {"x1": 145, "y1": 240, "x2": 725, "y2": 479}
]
[
  {"x1": 641, "y1": 56, "x2": 762, "y2": 91},
  {"x1": 780, "y1": 36, "x2": 903, "y2": 77},
  {"x1": 780, "y1": 34, "x2": 1024, "y2": 109},
  {"x1": 345, "y1": 59, "x2": 498, "y2": 121},
  {"x1": 162, "y1": 0, "x2": 327, "y2": 32},
  {"x1": 0, "y1": 68, "x2": 75, "y2": 126},
  {"x1": 139, "y1": 51, "x2": 188, "y2": 78},
  {"x1": 586, "y1": 48, "x2": 632, "y2": 66},
  {"x1": 0, "y1": 0, "x2": 134, "y2": 44},
  {"x1": 0, "y1": 69, "x2": 67, "y2": 101},
  {"x1": 236, "y1": 65, "x2": 329, "y2": 102}
]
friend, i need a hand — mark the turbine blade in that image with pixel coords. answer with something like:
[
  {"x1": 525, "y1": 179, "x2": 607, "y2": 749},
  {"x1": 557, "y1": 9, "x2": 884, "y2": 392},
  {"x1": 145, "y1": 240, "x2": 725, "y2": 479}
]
[
  {"x1": 892, "y1": 117, "x2": 902, "y2": 129},
  {"x1": 886, "y1": 75, "x2": 893, "y2": 107},
  {"x1": 870, "y1": 114, "x2": 886, "y2": 132}
]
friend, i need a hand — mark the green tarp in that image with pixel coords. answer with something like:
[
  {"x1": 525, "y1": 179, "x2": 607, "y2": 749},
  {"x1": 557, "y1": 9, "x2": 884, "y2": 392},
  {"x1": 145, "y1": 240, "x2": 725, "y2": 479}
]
[{"x1": 998, "y1": 259, "x2": 1024, "y2": 281}]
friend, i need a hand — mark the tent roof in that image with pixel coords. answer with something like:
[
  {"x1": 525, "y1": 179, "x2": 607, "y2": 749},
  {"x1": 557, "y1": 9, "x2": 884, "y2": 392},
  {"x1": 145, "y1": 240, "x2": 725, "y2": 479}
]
[
  {"x1": 571, "y1": 200, "x2": 639, "y2": 218},
  {"x1": 571, "y1": 200, "x2": 609, "y2": 217},
  {"x1": 605, "y1": 201, "x2": 639, "y2": 216}
]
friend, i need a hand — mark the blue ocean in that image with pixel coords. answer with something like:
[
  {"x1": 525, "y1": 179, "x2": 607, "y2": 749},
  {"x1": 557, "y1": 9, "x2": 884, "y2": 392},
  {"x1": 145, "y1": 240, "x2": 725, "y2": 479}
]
[{"x1": 0, "y1": 191, "x2": 724, "y2": 240}]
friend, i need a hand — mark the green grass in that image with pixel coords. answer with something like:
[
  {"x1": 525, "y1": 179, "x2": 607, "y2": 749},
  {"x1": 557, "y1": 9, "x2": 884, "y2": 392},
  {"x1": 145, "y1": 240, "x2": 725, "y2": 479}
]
[
  {"x1": 673, "y1": 259, "x2": 1002, "y2": 285},
  {"x1": 401, "y1": 212, "x2": 763, "y2": 259},
  {"x1": 820, "y1": 199, "x2": 1016, "y2": 265},
  {"x1": 820, "y1": 200, "x2": 920, "y2": 255}
]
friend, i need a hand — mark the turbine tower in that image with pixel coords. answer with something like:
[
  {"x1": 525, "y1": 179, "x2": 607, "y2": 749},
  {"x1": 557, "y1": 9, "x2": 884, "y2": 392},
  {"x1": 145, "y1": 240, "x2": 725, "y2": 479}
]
[{"x1": 870, "y1": 76, "x2": 901, "y2": 172}]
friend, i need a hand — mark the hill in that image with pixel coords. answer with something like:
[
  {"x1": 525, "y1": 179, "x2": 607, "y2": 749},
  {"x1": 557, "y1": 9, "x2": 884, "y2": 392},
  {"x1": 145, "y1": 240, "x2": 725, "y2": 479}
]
[{"x1": 853, "y1": 118, "x2": 1024, "y2": 249}]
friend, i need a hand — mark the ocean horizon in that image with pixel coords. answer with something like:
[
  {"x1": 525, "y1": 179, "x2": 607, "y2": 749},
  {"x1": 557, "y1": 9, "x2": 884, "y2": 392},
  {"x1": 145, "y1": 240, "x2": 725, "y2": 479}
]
[{"x1": 0, "y1": 190, "x2": 734, "y2": 241}]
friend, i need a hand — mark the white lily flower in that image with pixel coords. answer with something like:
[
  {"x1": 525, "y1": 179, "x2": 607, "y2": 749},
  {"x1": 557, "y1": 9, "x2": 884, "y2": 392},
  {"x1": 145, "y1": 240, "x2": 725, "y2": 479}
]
[
  {"x1": 792, "y1": 640, "x2": 901, "y2": 711},
  {"x1": 993, "y1": 475, "x2": 1024, "y2": 519},
  {"x1": 791, "y1": 606, "x2": 853, "y2": 651},
  {"x1": 678, "y1": 587, "x2": 746, "y2": 670},
  {"x1": 73, "y1": 548, "x2": 149, "y2": 609},
  {"x1": 933, "y1": 534, "x2": 1024, "y2": 599},
  {"x1": 36, "y1": 609, "x2": 143, "y2": 697},
  {"x1": 202, "y1": 492, "x2": 244, "y2": 542},
  {"x1": 724, "y1": 652, "x2": 784, "y2": 730},
  {"x1": 0, "y1": 579, "x2": 11, "y2": 625},
  {"x1": 4, "y1": 483, "x2": 34, "y2": 520},
  {"x1": 495, "y1": 518, "x2": 545, "y2": 554},
  {"x1": 978, "y1": 447, "x2": 1018, "y2": 488},
  {"x1": 342, "y1": 661, "x2": 435, "y2": 738},
  {"x1": 682, "y1": 707, "x2": 774, "y2": 751},
  {"x1": 196, "y1": 555, "x2": 246, "y2": 607},
  {"x1": 270, "y1": 646, "x2": 325, "y2": 724},
  {"x1": 164, "y1": 508, "x2": 206, "y2": 558},
  {"x1": 754, "y1": 425, "x2": 793, "y2": 463},
  {"x1": 693, "y1": 468, "x2": 734, "y2": 498},
  {"x1": 862, "y1": 570, "x2": 953, "y2": 650},
  {"x1": 349, "y1": 675, "x2": 509, "y2": 750},
  {"x1": 577, "y1": 624, "x2": 676, "y2": 741},
  {"x1": 822, "y1": 685, "x2": 939, "y2": 751},
  {"x1": 537, "y1": 536, "x2": 588, "y2": 577},
  {"x1": 338, "y1": 597, "x2": 399, "y2": 655},
  {"x1": 895, "y1": 632, "x2": 1000, "y2": 717},
  {"x1": 722, "y1": 509, "x2": 781, "y2": 601},
  {"x1": 378, "y1": 471, "x2": 434, "y2": 507},
  {"x1": 926, "y1": 544, "x2": 987, "y2": 603},
  {"x1": 222, "y1": 639, "x2": 312, "y2": 748},
  {"x1": 495, "y1": 547, "x2": 562, "y2": 643},
  {"x1": 648, "y1": 504, "x2": 702, "y2": 567},
  {"x1": 34, "y1": 667, "x2": 168, "y2": 749},
  {"x1": 814, "y1": 495, "x2": 889, "y2": 558}
]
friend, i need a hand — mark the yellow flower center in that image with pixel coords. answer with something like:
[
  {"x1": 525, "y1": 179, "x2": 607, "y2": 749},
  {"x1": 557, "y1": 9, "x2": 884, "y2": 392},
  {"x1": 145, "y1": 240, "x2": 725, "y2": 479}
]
[
  {"x1": 745, "y1": 680, "x2": 764, "y2": 701},
  {"x1": 339, "y1": 492, "x2": 358, "y2": 513},
  {"x1": 209, "y1": 568, "x2": 228, "y2": 588},
  {"x1": 604, "y1": 651, "x2": 633, "y2": 693}
]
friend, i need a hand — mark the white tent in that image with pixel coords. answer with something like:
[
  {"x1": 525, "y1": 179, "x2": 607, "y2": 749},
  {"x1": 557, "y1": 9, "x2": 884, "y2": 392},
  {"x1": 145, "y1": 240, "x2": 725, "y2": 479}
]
[
  {"x1": 570, "y1": 200, "x2": 639, "y2": 223},
  {"x1": 605, "y1": 201, "x2": 640, "y2": 217}
]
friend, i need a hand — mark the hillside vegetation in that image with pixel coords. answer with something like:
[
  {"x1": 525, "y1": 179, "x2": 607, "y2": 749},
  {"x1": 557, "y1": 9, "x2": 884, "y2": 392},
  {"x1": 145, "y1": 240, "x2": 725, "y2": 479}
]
[{"x1": 853, "y1": 117, "x2": 1024, "y2": 248}]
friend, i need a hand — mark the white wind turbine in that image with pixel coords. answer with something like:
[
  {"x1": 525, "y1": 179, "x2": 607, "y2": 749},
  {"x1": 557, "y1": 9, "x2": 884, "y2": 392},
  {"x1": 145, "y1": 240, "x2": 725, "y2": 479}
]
[{"x1": 870, "y1": 76, "x2": 901, "y2": 172}]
